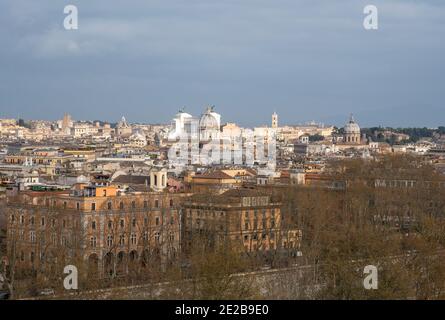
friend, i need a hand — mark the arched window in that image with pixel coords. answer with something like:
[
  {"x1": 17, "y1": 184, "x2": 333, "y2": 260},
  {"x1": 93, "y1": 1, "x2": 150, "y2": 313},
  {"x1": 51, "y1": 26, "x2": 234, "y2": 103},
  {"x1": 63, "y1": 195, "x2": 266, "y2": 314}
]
[
  {"x1": 92, "y1": 221, "x2": 96, "y2": 230},
  {"x1": 90, "y1": 236, "x2": 97, "y2": 248},
  {"x1": 30, "y1": 231, "x2": 36, "y2": 243},
  {"x1": 131, "y1": 233, "x2": 137, "y2": 245},
  {"x1": 119, "y1": 234, "x2": 125, "y2": 246}
]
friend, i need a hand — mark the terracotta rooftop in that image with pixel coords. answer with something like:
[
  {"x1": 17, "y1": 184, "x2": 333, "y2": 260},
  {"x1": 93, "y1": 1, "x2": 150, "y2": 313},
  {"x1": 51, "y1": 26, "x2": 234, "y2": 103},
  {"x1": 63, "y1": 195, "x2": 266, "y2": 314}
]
[{"x1": 194, "y1": 171, "x2": 234, "y2": 180}]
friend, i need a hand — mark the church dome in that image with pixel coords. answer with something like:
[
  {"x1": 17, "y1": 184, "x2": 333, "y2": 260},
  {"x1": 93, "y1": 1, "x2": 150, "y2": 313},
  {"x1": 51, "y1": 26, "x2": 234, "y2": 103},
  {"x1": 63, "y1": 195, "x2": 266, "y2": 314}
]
[
  {"x1": 200, "y1": 109, "x2": 219, "y2": 130},
  {"x1": 344, "y1": 115, "x2": 360, "y2": 134}
]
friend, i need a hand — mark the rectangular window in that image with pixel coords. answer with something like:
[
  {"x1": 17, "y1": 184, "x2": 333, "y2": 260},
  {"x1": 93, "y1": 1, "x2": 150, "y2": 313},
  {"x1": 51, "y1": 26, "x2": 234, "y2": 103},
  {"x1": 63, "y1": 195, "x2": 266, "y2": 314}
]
[
  {"x1": 91, "y1": 203, "x2": 96, "y2": 211},
  {"x1": 107, "y1": 235, "x2": 113, "y2": 247}
]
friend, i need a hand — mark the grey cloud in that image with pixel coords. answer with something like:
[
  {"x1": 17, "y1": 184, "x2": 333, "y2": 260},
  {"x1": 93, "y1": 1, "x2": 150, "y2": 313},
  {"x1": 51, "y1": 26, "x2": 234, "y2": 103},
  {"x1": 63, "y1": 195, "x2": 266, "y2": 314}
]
[{"x1": 0, "y1": 0, "x2": 444, "y2": 127}]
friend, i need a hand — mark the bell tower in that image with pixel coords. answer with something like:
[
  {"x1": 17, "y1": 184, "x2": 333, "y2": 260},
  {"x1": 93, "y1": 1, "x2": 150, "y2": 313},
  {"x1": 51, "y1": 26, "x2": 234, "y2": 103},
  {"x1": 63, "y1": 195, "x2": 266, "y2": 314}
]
[{"x1": 272, "y1": 112, "x2": 278, "y2": 129}]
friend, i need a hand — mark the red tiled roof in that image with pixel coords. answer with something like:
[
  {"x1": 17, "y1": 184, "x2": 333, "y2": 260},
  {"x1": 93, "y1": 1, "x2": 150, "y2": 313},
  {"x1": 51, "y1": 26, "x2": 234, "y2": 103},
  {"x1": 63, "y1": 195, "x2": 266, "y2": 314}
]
[{"x1": 195, "y1": 171, "x2": 233, "y2": 180}]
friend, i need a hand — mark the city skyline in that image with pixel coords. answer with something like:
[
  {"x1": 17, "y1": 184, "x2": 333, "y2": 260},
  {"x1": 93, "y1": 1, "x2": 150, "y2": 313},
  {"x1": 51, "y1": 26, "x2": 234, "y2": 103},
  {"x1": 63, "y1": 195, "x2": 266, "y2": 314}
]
[
  {"x1": 0, "y1": 0, "x2": 444, "y2": 127},
  {"x1": 3, "y1": 109, "x2": 445, "y2": 130}
]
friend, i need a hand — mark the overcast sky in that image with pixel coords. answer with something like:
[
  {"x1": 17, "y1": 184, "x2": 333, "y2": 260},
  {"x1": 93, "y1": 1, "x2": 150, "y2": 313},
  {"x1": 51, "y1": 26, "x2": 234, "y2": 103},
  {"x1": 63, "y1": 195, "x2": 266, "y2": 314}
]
[{"x1": 0, "y1": 0, "x2": 444, "y2": 127}]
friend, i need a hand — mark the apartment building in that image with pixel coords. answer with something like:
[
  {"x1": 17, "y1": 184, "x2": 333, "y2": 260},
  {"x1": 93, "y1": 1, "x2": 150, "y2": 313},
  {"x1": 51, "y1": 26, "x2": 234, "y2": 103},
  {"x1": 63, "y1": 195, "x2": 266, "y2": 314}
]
[
  {"x1": 182, "y1": 188, "x2": 300, "y2": 255},
  {"x1": 5, "y1": 185, "x2": 187, "y2": 278}
]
